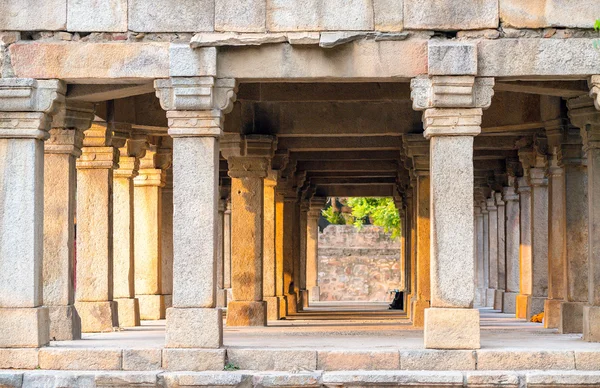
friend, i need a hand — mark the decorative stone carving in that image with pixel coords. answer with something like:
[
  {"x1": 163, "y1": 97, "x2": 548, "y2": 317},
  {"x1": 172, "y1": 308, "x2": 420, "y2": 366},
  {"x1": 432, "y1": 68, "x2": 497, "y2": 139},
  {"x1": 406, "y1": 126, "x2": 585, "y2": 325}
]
[
  {"x1": 423, "y1": 108, "x2": 483, "y2": 138},
  {"x1": 0, "y1": 78, "x2": 65, "y2": 114},
  {"x1": 590, "y1": 75, "x2": 600, "y2": 111},
  {"x1": 76, "y1": 123, "x2": 119, "y2": 170},
  {"x1": 155, "y1": 77, "x2": 237, "y2": 113},
  {"x1": 221, "y1": 134, "x2": 276, "y2": 178},
  {"x1": 410, "y1": 76, "x2": 494, "y2": 111}
]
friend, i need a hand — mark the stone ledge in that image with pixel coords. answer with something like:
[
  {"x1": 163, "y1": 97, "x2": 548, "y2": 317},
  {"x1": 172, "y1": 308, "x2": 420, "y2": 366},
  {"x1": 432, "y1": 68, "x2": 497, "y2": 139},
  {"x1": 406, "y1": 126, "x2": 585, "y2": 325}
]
[
  {"x1": 227, "y1": 349, "x2": 317, "y2": 371},
  {"x1": 317, "y1": 350, "x2": 400, "y2": 371},
  {"x1": 400, "y1": 349, "x2": 476, "y2": 370},
  {"x1": 38, "y1": 348, "x2": 123, "y2": 370},
  {"x1": 476, "y1": 350, "x2": 576, "y2": 370}
]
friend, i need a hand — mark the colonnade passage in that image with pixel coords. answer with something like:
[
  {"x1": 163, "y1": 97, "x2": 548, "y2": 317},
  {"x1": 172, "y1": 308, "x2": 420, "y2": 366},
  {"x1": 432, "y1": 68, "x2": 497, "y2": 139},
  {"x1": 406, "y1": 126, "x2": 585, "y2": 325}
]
[{"x1": 2, "y1": 75, "x2": 600, "y2": 352}]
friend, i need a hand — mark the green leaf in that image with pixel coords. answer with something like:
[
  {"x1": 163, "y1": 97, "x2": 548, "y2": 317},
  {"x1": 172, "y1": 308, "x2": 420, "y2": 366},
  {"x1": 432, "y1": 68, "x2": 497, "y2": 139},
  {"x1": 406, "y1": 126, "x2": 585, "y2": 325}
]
[{"x1": 595, "y1": 19, "x2": 600, "y2": 31}]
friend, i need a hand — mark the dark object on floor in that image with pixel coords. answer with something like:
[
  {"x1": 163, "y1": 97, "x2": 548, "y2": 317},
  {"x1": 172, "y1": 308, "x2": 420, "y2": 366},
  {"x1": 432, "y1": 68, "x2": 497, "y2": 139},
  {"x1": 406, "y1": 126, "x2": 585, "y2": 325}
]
[{"x1": 389, "y1": 290, "x2": 404, "y2": 310}]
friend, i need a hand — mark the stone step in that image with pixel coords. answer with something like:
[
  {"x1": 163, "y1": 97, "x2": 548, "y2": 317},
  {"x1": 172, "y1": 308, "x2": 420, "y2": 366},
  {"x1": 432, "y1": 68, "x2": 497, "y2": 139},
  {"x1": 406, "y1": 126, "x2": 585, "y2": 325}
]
[{"x1": 2, "y1": 370, "x2": 600, "y2": 387}]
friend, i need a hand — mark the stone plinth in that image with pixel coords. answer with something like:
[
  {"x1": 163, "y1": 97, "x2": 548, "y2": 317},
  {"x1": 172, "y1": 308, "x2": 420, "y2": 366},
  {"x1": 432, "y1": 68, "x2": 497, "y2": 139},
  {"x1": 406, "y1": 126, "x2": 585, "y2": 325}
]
[
  {"x1": 262, "y1": 175, "x2": 278, "y2": 319},
  {"x1": 424, "y1": 308, "x2": 480, "y2": 350}
]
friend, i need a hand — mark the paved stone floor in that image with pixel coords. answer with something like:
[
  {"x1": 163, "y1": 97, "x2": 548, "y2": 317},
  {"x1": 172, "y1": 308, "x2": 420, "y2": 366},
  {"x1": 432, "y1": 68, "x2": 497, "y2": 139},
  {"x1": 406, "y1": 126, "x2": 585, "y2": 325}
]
[{"x1": 48, "y1": 305, "x2": 600, "y2": 352}]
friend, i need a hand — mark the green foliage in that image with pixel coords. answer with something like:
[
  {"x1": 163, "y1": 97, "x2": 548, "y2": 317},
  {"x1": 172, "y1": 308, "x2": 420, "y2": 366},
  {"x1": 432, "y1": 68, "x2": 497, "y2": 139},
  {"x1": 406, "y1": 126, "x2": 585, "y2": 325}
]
[
  {"x1": 224, "y1": 362, "x2": 240, "y2": 371},
  {"x1": 346, "y1": 197, "x2": 401, "y2": 239},
  {"x1": 595, "y1": 19, "x2": 600, "y2": 49},
  {"x1": 322, "y1": 205, "x2": 346, "y2": 225}
]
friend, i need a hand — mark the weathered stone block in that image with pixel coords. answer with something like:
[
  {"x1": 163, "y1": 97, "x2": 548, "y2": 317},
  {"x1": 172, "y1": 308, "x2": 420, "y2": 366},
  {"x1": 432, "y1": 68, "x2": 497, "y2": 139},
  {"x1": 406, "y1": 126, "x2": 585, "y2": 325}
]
[
  {"x1": 503, "y1": 292, "x2": 517, "y2": 314},
  {"x1": 95, "y1": 371, "x2": 160, "y2": 386},
  {"x1": 424, "y1": 308, "x2": 480, "y2": 350},
  {"x1": 252, "y1": 372, "x2": 323, "y2": 387},
  {"x1": 428, "y1": 41, "x2": 477, "y2": 76},
  {"x1": 0, "y1": 349, "x2": 39, "y2": 369},
  {"x1": 22, "y1": 371, "x2": 96, "y2": 387},
  {"x1": 170, "y1": 44, "x2": 217, "y2": 78},
  {"x1": 75, "y1": 301, "x2": 117, "y2": 333},
  {"x1": 38, "y1": 348, "x2": 122, "y2": 370},
  {"x1": 465, "y1": 371, "x2": 520, "y2": 387},
  {"x1": 322, "y1": 371, "x2": 464, "y2": 386},
  {"x1": 575, "y1": 351, "x2": 600, "y2": 371},
  {"x1": 226, "y1": 301, "x2": 267, "y2": 326},
  {"x1": 0, "y1": 307, "x2": 49, "y2": 348},
  {"x1": 114, "y1": 298, "x2": 140, "y2": 328},
  {"x1": 138, "y1": 294, "x2": 166, "y2": 320},
  {"x1": 123, "y1": 349, "x2": 162, "y2": 371},
  {"x1": 543, "y1": 299, "x2": 562, "y2": 329},
  {"x1": 67, "y1": 0, "x2": 127, "y2": 32},
  {"x1": 493, "y1": 290, "x2": 504, "y2": 311},
  {"x1": 264, "y1": 296, "x2": 279, "y2": 321},
  {"x1": 404, "y1": 0, "x2": 498, "y2": 30},
  {"x1": 515, "y1": 294, "x2": 530, "y2": 319},
  {"x1": 476, "y1": 350, "x2": 575, "y2": 370},
  {"x1": 162, "y1": 371, "x2": 249, "y2": 387},
  {"x1": 400, "y1": 350, "x2": 476, "y2": 370},
  {"x1": 227, "y1": 349, "x2": 317, "y2": 371},
  {"x1": 165, "y1": 308, "x2": 222, "y2": 349},
  {"x1": 583, "y1": 306, "x2": 600, "y2": 342},
  {"x1": 10, "y1": 42, "x2": 170, "y2": 81},
  {"x1": 318, "y1": 350, "x2": 399, "y2": 371},
  {"x1": 0, "y1": 0, "x2": 66, "y2": 30},
  {"x1": 266, "y1": 0, "x2": 374, "y2": 31},
  {"x1": 373, "y1": 0, "x2": 403, "y2": 32},
  {"x1": 500, "y1": 0, "x2": 600, "y2": 29},
  {"x1": 128, "y1": 0, "x2": 215, "y2": 32},
  {"x1": 0, "y1": 371, "x2": 23, "y2": 387},
  {"x1": 163, "y1": 349, "x2": 225, "y2": 371},
  {"x1": 48, "y1": 305, "x2": 81, "y2": 341},
  {"x1": 215, "y1": 0, "x2": 266, "y2": 32},
  {"x1": 525, "y1": 371, "x2": 600, "y2": 387}
]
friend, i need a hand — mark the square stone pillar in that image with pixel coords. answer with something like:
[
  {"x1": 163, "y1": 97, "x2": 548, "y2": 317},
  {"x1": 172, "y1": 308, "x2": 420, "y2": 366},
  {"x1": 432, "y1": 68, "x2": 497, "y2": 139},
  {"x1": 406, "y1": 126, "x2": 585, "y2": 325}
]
[
  {"x1": 495, "y1": 192, "x2": 506, "y2": 311},
  {"x1": 480, "y1": 201, "x2": 490, "y2": 307},
  {"x1": 43, "y1": 101, "x2": 93, "y2": 340},
  {"x1": 486, "y1": 195, "x2": 498, "y2": 308},
  {"x1": 155, "y1": 76, "x2": 237, "y2": 348},
  {"x1": 161, "y1": 168, "x2": 174, "y2": 310},
  {"x1": 516, "y1": 175, "x2": 533, "y2": 319},
  {"x1": 216, "y1": 198, "x2": 227, "y2": 308},
  {"x1": 502, "y1": 179, "x2": 520, "y2": 314},
  {"x1": 112, "y1": 138, "x2": 146, "y2": 328},
  {"x1": 411, "y1": 72, "x2": 495, "y2": 350},
  {"x1": 569, "y1": 85, "x2": 600, "y2": 341},
  {"x1": 306, "y1": 198, "x2": 326, "y2": 302},
  {"x1": 530, "y1": 166, "x2": 549, "y2": 318},
  {"x1": 263, "y1": 172, "x2": 279, "y2": 319},
  {"x1": 134, "y1": 145, "x2": 172, "y2": 320},
  {"x1": 298, "y1": 201, "x2": 308, "y2": 310},
  {"x1": 0, "y1": 78, "x2": 65, "y2": 347},
  {"x1": 474, "y1": 206, "x2": 485, "y2": 307},
  {"x1": 224, "y1": 200, "x2": 232, "y2": 294},
  {"x1": 282, "y1": 194, "x2": 298, "y2": 315},
  {"x1": 75, "y1": 123, "x2": 121, "y2": 332},
  {"x1": 222, "y1": 134, "x2": 275, "y2": 326}
]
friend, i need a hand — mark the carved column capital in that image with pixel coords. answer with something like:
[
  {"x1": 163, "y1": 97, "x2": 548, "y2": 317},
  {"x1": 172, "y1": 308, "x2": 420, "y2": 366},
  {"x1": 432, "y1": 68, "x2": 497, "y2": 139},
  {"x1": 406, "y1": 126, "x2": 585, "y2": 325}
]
[
  {"x1": 423, "y1": 108, "x2": 483, "y2": 139},
  {"x1": 155, "y1": 77, "x2": 237, "y2": 113},
  {"x1": 590, "y1": 75, "x2": 600, "y2": 111},
  {"x1": 222, "y1": 134, "x2": 276, "y2": 178},
  {"x1": 402, "y1": 134, "x2": 430, "y2": 174},
  {"x1": 502, "y1": 185, "x2": 519, "y2": 202},
  {"x1": 410, "y1": 76, "x2": 494, "y2": 110},
  {"x1": 134, "y1": 145, "x2": 172, "y2": 187},
  {"x1": 76, "y1": 123, "x2": 119, "y2": 169}
]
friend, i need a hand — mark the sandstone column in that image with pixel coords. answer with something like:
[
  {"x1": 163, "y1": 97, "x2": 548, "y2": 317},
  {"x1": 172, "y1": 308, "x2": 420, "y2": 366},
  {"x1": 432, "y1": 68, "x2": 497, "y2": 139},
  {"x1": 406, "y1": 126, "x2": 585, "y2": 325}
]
[
  {"x1": 486, "y1": 195, "x2": 498, "y2": 308},
  {"x1": 75, "y1": 122, "x2": 122, "y2": 332},
  {"x1": 216, "y1": 198, "x2": 227, "y2": 308},
  {"x1": 276, "y1": 185, "x2": 299, "y2": 316},
  {"x1": 561, "y1": 98, "x2": 591, "y2": 334},
  {"x1": 134, "y1": 144, "x2": 172, "y2": 320},
  {"x1": 274, "y1": 191, "x2": 288, "y2": 317},
  {"x1": 411, "y1": 74, "x2": 494, "y2": 349},
  {"x1": 263, "y1": 172, "x2": 279, "y2": 319},
  {"x1": 481, "y1": 201, "x2": 490, "y2": 307},
  {"x1": 224, "y1": 200, "x2": 232, "y2": 303},
  {"x1": 43, "y1": 101, "x2": 93, "y2": 340},
  {"x1": 495, "y1": 191, "x2": 506, "y2": 310},
  {"x1": 403, "y1": 135, "x2": 430, "y2": 327},
  {"x1": 307, "y1": 197, "x2": 326, "y2": 302},
  {"x1": 112, "y1": 137, "x2": 146, "y2": 328},
  {"x1": 530, "y1": 160, "x2": 550, "y2": 318},
  {"x1": 502, "y1": 178, "x2": 520, "y2": 314},
  {"x1": 474, "y1": 206, "x2": 485, "y2": 307},
  {"x1": 405, "y1": 186, "x2": 416, "y2": 317},
  {"x1": 0, "y1": 79, "x2": 64, "y2": 347},
  {"x1": 570, "y1": 84, "x2": 600, "y2": 341},
  {"x1": 544, "y1": 120, "x2": 568, "y2": 328},
  {"x1": 516, "y1": 173, "x2": 533, "y2": 319},
  {"x1": 155, "y1": 76, "x2": 237, "y2": 348},
  {"x1": 161, "y1": 167, "x2": 174, "y2": 310},
  {"x1": 298, "y1": 201, "x2": 308, "y2": 309},
  {"x1": 223, "y1": 134, "x2": 275, "y2": 326}
]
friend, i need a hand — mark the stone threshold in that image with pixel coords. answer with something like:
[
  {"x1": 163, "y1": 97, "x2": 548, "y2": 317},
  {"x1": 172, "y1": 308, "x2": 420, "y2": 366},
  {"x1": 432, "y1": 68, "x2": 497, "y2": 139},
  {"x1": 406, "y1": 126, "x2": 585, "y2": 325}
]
[
  {"x1": 3, "y1": 369, "x2": 600, "y2": 387},
  {"x1": 1, "y1": 348, "x2": 600, "y2": 372}
]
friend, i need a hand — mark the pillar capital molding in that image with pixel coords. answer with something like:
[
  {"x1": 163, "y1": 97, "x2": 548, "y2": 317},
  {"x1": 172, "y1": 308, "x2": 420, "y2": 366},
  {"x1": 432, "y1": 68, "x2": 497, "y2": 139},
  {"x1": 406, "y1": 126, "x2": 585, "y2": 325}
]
[
  {"x1": 403, "y1": 134, "x2": 430, "y2": 173},
  {"x1": 517, "y1": 177, "x2": 531, "y2": 194},
  {"x1": 486, "y1": 197, "x2": 497, "y2": 211},
  {"x1": 155, "y1": 77, "x2": 237, "y2": 113},
  {"x1": 76, "y1": 146, "x2": 119, "y2": 170},
  {"x1": 494, "y1": 192, "x2": 505, "y2": 207},
  {"x1": 166, "y1": 110, "x2": 224, "y2": 138},
  {"x1": 51, "y1": 100, "x2": 95, "y2": 132},
  {"x1": 45, "y1": 128, "x2": 85, "y2": 156},
  {"x1": 222, "y1": 134, "x2": 276, "y2": 178},
  {"x1": 410, "y1": 76, "x2": 494, "y2": 110},
  {"x1": 423, "y1": 108, "x2": 483, "y2": 139},
  {"x1": 0, "y1": 78, "x2": 66, "y2": 115},
  {"x1": 502, "y1": 186, "x2": 519, "y2": 202},
  {"x1": 529, "y1": 167, "x2": 548, "y2": 187},
  {"x1": 114, "y1": 137, "x2": 148, "y2": 178},
  {"x1": 567, "y1": 95, "x2": 600, "y2": 132}
]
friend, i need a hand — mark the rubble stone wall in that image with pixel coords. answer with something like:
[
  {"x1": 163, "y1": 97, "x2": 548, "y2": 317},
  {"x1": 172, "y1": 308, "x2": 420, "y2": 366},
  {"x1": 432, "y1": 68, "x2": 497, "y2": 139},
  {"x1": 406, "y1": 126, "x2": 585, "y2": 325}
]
[{"x1": 317, "y1": 225, "x2": 401, "y2": 302}]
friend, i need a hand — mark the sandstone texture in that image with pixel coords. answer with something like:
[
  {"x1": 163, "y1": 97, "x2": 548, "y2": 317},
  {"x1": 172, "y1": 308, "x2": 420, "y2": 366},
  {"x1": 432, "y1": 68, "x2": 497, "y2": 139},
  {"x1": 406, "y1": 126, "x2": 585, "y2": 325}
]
[
  {"x1": 266, "y1": 0, "x2": 373, "y2": 31},
  {"x1": 400, "y1": 350, "x2": 476, "y2": 370},
  {"x1": 0, "y1": 0, "x2": 66, "y2": 30},
  {"x1": 215, "y1": 0, "x2": 266, "y2": 32},
  {"x1": 162, "y1": 349, "x2": 225, "y2": 371},
  {"x1": 424, "y1": 308, "x2": 480, "y2": 349},
  {"x1": 476, "y1": 350, "x2": 575, "y2": 370},
  {"x1": 123, "y1": 349, "x2": 162, "y2": 371},
  {"x1": 500, "y1": 0, "x2": 600, "y2": 28},
  {"x1": 0, "y1": 349, "x2": 39, "y2": 369},
  {"x1": 0, "y1": 307, "x2": 49, "y2": 348},
  {"x1": 128, "y1": 0, "x2": 214, "y2": 32},
  {"x1": 67, "y1": 0, "x2": 127, "y2": 32},
  {"x1": 38, "y1": 348, "x2": 122, "y2": 370},
  {"x1": 165, "y1": 308, "x2": 222, "y2": 349},
  {"x1": 317, "y1": 350, "x2": 400, "y2": 371},
  {"x1": 227, "y1": 349, "x2": 317, "y2": 371},
  {"x1": 404, "y1": 0, "x2": 498, "y2": 30}
]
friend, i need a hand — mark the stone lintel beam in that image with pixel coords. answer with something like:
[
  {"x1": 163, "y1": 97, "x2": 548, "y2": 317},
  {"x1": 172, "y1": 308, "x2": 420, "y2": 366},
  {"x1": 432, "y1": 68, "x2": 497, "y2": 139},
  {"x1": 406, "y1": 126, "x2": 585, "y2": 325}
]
[
  {"x1": 277, "y1": 136, "x2": 402, "y2": 151},
  {"x1": 308, "y1": 177, "x2": 397, "y2": 186},
  {"x1": 289, "y1": 150, "x2": 400, "y2": 161},
  {"x1": 296, "y1": 160, "x2": 398, "y2": 173},
  {"x1": 67, "y1": 83, "x2": 156, "y2": 102},
  {"x1": 403, "y1": 134, "x2": 430, "y2": 174},
  {"x1": 473, "y1": 150, "x2": 519, "y2": 161},
  {"x1": 495, "y1": 80, "x2": 590, "y2": 98},
  {"x1": 315, "y1": 184, "x2": 396, "y2": 198},
  {"x1": 306, "y1": 171, "x2": 397, "y2": 178}
]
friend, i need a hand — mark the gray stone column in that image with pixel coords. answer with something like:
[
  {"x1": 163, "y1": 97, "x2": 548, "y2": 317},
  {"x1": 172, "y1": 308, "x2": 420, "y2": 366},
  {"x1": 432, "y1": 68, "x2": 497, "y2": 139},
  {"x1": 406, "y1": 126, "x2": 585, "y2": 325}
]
[
  {"x1": 263, "y1": 172, "x2": 279, "y2": 319},
  {"x1": 43, "y1": 101, "x2": 93, "y2": 341},
  {"x1": 222, "y1": 134, "x2": 274, "y2": 327},
  {"x1": 161, "y1": 167, "x2": 174, "y2": 311},
  {"x1": 516, "y1": 175, "x2": 533, "y2": 319},
  {"x1": 306, "y1": 197, "x2": 326, "y2": 302},
  {"x1": 486, "y1": 195, "x2": 498, "y2": 308},
  {"x1": 530, "y1": 165, "x2": 549, "y2": 318},
  {"x1": 474, "y1": 206, "x2": 485, "y2": 307},
  {"x1": 134, "y1": 145, "x2": 172, "y2": 320},
  {"x1": 224, "y1": 200, "x2": 232, "y2": 300},
  {"x1": 155, "y1": 77, "x2": 237, "y2": 348},
  {"x1": 480, "y1": 201, "x2": 491, "y2": 307},
  {"x1": 495, "y1": 191, "x2": 506, "y2": 310},
  {"x1": 298, "y1": 201, "x2": 309, "y2": 309},
  {"x1": 216, "y1": 198, "x2": 226, "y2": 308},
  {"x1": 112, "y1": 137, "x2": 146, "y2": 328},
  {"x1": 502, "y1": 180, "x2": 520, "y2": 314},
  {"x1": 75, "y1": 123, "x2": 122, "y2": 332},
  {"x1": 0, "y1": 79, "x2": 65, "y2": 347},
  {"x1": 569, "y1": 86, "x2": 600, "y2": 341}
]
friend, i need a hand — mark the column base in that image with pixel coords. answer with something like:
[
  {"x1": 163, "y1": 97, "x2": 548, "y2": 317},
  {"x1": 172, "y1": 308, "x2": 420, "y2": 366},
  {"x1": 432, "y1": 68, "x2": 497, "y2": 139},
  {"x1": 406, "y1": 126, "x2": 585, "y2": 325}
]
[
  {"x1": 114, "y1": 298, "x2": 140, "y2": 328},
  {"x1": 299, "y1": 290, "x2": 309, "y2": 310},
  {"x1": 48, "y1": 305, "x2": 82, "y2": 340},
  {"x1": 263, "y1": 296, "x2": 280, "y2": 321},
  {"x1": 424, "y1": 308, "x2": 480, "y2": 350},
  {"x1": 285, "y1": 293, "x2": 298, "y2": 316},
  {"x1": 0, "y1": 307, "x2": 49, "y2": 347},
  {"x1": 75, "y1": 301, "x2": 118, "y2": 333},
  {"x1": 137, "y1": 294, "x2": 166, "y2": 320},
  {"x1": 226, "y1": 301, "x2": 267, "y2": 326},
  {"x1": 502, "y1": 292, "x2": 518, "y2": 314},
  {"x1": 164, "y1": 294, "x2": 173, "y2": 310},
  {"x1": 166, "y1": 307, "x2": 222, "y2": 348},
  {"x1": 411, "y1": 299, "x2": 429, "y2": 328},
  {"x1": 216, "y1": 289, "x2": 228, "y2": 308},
  {"x1": 530, "y1": 296, "x2": 546, "y2": 318},
  {"x1": 474, "y1": 288, "x2": 485, "y2": 307},
  {"x1": 309, "y1": 286, "x2": 321, "y2": 302},
  {"x1": 277, "y1": 295, "x2": 288, "y2": 319},
  {"x1": 486, "y1": 289, "x2": 496, "y2": 308},
  {"x1": 493, "y1": 290, "x2": 504, "y2": 311},
  {"x1": 583, "y1": 306, "x2": 600, "y2": 342},
  {"x1": 543, "y1": 299, "x2": 563, "y2": 329},
  {"x1": 560, "y1": 301, "x2": 585, "y2": 334},
  {"x1": 515, "y1": 294, "x2": 530, "y2": 319}
]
